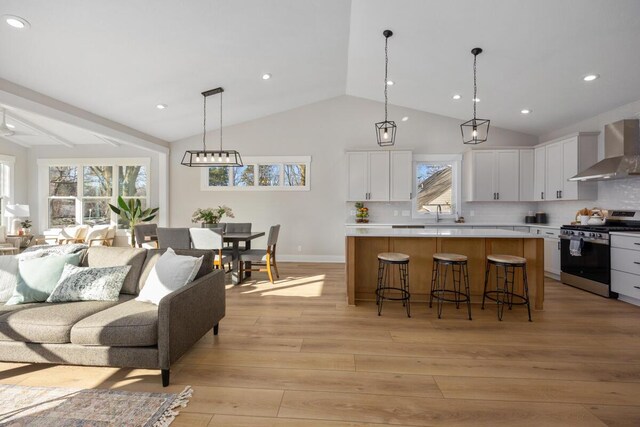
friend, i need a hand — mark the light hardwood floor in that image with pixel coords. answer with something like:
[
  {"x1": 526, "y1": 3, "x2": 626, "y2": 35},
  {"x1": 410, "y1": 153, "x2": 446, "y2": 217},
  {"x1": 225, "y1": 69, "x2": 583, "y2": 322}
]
[{"x1": 2, "y1": 262, "x2": 640, "y2": 426}]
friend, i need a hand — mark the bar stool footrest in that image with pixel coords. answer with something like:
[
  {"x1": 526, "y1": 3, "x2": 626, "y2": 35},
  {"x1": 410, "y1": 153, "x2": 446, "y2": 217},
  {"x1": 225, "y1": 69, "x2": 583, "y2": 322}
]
[
  {"x1": 482, "y1": 290, "x2": 530, "y2": 305},
  {"x1": 431, "y1": 289, "x2": 471, "y2": 304},
  {"x1": 375, "y1": 287, "x2": 410, "y2": 301}
]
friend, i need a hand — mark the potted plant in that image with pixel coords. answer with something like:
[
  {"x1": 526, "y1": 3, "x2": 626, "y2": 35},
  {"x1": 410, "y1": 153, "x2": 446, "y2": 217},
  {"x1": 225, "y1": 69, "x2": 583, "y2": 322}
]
[
  {"x1": 191, "y1": 205, "x2": 234, "y2": 228},
  {"x1": 109, "y1": 196, "x2": 159, "y2": 247},
  {"x1": 19, "y1": 219, "x2": 32, "y2": 235}
]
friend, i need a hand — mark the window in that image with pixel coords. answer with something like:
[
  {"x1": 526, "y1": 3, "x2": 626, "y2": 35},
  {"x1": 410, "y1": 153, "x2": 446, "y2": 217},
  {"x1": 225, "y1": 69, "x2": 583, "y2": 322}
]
[
  {"x1": 202, "y1": 156, "x2": 310, "y2": 191},
  {"x1": 0, "y1": 155, "x2": 14, "y2": 226},
  {"x1": 412, "y1": 155, "x2": 461, "y2": 218},
  {"x1": 40, "y1": 159, "x2": 150, "y2": 229}
]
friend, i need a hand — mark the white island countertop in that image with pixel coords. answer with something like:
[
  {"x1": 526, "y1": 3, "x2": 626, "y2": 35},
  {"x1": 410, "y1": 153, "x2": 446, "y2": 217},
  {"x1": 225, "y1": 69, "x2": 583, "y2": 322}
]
[{"x1": 346, "y1": 227, "x2": 543, "y2": 239}]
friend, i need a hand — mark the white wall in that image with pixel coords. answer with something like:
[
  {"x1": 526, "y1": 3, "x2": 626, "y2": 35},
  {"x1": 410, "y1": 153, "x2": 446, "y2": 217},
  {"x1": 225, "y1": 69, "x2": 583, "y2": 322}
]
[
  {"x1": 26, "y1": 144, "x2": 163, "y2": 235},
  {"x1": 0, "y1": 138, "x2": 28, "y2": 205},
  {"x1": 169, "y1": 95, "x2": 538, "y2": 260},
  {"x1": 538, "y1": 98, "x2": 640, "y2": 225}
]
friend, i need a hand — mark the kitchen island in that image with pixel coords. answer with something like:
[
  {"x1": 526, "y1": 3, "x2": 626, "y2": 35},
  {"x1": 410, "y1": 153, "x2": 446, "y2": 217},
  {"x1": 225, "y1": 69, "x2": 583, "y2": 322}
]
[{"x1": 345, "y1": 228, "x2": 545, "y2": 309}]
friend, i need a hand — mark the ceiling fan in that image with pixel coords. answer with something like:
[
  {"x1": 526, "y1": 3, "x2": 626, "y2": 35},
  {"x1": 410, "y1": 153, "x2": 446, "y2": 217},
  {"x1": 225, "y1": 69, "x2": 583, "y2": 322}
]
[{"x1": 0, "y1": 108, "x2": 35, "y2": 137}]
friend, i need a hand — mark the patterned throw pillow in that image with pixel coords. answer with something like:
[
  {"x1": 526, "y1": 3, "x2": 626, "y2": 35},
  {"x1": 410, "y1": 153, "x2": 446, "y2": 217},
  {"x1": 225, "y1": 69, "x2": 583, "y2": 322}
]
[{"x1": 46, "y1": 264, "x2": 131, "y2": 303}]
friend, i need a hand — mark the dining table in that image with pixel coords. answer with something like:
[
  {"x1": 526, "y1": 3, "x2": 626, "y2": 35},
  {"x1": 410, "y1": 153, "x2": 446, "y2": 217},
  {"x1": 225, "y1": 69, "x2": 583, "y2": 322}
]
[
  {"x1": 222, "y1": 231, "x2": 265, "y2": 284},
  {"x1": 146, "y1": 230, "x2": 266, "y2": 284}
]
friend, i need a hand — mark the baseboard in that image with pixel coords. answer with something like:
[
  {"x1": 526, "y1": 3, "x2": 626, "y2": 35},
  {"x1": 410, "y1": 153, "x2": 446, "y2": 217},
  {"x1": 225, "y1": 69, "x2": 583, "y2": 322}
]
[
  {"x1": 278, "y1": 254, "x2": 345, "y2": 263},
  {"x1": 618, "y1": 294, "x2": 640, "y2": 307}
]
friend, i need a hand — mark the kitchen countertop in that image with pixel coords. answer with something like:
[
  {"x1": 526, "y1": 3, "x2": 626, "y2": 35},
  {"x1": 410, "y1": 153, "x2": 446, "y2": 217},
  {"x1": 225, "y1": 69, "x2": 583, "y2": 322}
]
[
  {"x1": 345, "y1": 223, "x2": 563, "y2": 229},
  {"x1": 346, "y1": 227, "x2": 542, "y2": 239},
  {"x1": 610, "y1": 231, "x2": 640, "y2": 238}
]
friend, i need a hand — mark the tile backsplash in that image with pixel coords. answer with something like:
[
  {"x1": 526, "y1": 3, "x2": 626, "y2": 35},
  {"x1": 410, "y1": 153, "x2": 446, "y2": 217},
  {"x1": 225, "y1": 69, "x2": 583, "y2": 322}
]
[{"x1": 346, "y1": 179, "x2": 640, "y2": 226}]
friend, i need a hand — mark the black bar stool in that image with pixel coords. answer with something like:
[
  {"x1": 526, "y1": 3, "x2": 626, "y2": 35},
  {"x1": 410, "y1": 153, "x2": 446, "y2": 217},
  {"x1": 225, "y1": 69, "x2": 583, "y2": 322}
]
[
  {"x1": 429, "y1": 253, "x2": 472, "y2": 320},
  {"x1": 482, "y1": 254, "x2": 532, "y2": 321},
  {"x1": 376, "y1": 252, "x2": 410, "y2": 317}
]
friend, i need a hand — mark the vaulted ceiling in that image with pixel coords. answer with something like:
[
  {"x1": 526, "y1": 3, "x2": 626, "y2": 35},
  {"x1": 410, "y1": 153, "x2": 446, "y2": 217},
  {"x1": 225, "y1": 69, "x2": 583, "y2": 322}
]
[{"x1": 1, "y1": 0, "x2": 640, "y2": 145}]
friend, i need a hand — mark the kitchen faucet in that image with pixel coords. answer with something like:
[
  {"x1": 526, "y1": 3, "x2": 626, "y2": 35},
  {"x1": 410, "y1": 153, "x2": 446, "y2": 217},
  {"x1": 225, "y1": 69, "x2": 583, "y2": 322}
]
[{"x1": 435, "y1": 204, "x2": 442, "y2": 223}]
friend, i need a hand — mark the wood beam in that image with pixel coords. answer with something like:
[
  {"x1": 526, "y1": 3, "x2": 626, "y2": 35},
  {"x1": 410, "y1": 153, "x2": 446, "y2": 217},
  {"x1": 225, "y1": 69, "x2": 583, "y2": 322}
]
[{"x1": 7, "y1": 112, "x2": 75, "y2": 148}]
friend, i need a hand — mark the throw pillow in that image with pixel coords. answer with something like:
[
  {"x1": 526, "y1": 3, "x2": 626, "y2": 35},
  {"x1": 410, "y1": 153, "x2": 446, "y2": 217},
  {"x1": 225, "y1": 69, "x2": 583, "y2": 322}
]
[
  {"x1": 0, "y1": 255, "x2": 19, "y2": 302},
  {"x1": 47, "y1": 264, "x2": 131, "y2": 302},
  {"x1": 136, "y1": 248, "x2": 203, "y2": 305},
  {"x1": 5, "y1": 253, "x2": 82, "y2": 305}
]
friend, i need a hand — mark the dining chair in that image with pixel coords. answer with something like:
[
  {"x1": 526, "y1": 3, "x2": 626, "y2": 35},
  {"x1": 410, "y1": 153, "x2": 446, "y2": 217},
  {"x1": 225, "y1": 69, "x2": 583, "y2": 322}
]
[
  {"x1": 134, "y1": 223, "x2": 158, "y2": 249},
  {"x1": 239, "y1": 224, "x2": 280, "y2": 283},
  {"x1": 189, "y1": 228, "x2": 231, "y2": 270},
  {"x1": 223, "y1": 223, "x2": 252, "y2": 250},
  {"x1": 156, "y1": 227, "x2": 191, "y2": 249}
]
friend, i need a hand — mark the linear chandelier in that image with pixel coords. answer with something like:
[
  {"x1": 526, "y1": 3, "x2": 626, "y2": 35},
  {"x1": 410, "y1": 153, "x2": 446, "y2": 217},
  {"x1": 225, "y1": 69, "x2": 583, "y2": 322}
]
[{"x1": 181, "y1": 87, "x2": 243, "y2": 167}]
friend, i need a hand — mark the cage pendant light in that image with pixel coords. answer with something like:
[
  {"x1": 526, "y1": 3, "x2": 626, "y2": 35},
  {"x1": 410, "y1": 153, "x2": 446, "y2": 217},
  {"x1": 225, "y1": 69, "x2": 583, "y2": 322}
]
[
  {"x1": 461, "y1": 48, "x2": 490, "y2": 145},
  {"x1": 375, "y1": 29, "x2": 397, "y2": 147},
  {"x1": 181, "y1": 87, "x2": 243, "y2": 167}
]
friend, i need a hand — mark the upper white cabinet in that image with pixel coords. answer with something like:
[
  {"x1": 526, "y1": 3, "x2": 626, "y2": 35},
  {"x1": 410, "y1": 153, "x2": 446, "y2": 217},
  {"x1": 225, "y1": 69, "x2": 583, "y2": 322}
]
[
  {"x1": 463, "y1": 149, "x2": 521, "y2": 202},
  {"x1": 346, "y1": 151, "x2": 411, "y2": 202},
  {"x1": 519, "y1": 149, "x2": 534, "y2": 202},
  {"x1": 533, "y1": 146, "x2": 546, "y2": 201},
  {"x1": 389, "y1": 151, "x2": 413, "y2": 201},
  {"x1": 540, "y1": 133, "x2": 598, "y2": 201}
]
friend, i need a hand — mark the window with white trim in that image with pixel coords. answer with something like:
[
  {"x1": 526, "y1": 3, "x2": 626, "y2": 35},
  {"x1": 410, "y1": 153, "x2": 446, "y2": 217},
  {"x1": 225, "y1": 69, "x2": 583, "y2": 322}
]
[
  {"x1": 0, "y1": 155, "x2": 15, "y2": 227},
  {"x1": 201, "y1": 156, "x2": 310, "y2": 191},
  {"x1": 412, "y1": 155, "x2": 461, "y2": 219},
  {"x1": 41, "y1": 159, "x2": 150, "y2": 229}
]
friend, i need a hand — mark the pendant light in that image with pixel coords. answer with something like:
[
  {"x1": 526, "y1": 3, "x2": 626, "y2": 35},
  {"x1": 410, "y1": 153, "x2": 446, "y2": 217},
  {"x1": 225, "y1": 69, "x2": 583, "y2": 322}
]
[
  {"x1": 460, "y1": 47, "x2": 490, "y2": 145},
  {"x1": 375, "y1": 29, "x2": 396, "y2": 147},
  {"x1": 181, "y1": 87, "x2": 243, "y2": 167}
]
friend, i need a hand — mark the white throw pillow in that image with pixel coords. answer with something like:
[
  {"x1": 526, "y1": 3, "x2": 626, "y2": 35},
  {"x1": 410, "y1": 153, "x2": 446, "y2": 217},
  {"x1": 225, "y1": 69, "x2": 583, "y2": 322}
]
[
  {"x1": 136, "y1": 248, "x2": 203, "y2": 305},
  {"x1": 0, "y1": 255, "x2": 19, "y2": 302}
]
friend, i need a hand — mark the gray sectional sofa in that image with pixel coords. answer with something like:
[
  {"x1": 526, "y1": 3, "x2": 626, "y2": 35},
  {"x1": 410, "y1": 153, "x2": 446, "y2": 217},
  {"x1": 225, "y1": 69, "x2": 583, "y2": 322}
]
[{"x1": 0, "y1": 246, "x2": 225, "y2": 386}]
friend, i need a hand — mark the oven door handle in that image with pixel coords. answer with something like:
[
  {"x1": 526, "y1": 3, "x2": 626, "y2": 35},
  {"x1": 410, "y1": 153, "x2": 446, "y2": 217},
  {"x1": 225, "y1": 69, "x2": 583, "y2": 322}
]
[{"x1": 558, "y1": 235, "x2": 609, "y2": 245}]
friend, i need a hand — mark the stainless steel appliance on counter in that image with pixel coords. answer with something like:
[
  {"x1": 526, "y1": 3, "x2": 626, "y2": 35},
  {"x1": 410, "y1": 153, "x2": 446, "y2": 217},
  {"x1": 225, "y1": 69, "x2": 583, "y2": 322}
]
[{"x1": 560, "y1": 210, "x2": 640, "y2": 297}]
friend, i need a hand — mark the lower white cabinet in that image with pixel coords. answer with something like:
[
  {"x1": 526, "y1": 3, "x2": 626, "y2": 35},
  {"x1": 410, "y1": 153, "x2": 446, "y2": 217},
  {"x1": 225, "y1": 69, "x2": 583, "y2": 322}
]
[
  {"x1": 611, "y1": 234, "x2": 640, "y2": 304},
  {"x1": 531, "y1": 227, "x2": 561, "y2": 276}
]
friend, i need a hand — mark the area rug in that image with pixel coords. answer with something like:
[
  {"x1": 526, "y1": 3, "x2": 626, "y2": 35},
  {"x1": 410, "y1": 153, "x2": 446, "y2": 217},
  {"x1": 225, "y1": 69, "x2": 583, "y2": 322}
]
[{"x1": 0, "y1": 384, "x2": 192, "y2": 426}]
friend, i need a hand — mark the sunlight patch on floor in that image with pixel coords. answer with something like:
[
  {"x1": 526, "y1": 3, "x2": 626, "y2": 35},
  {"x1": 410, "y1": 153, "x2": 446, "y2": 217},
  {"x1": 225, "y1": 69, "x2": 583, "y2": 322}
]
[{"x1": 240, "y1": 275, "x2": 326, "y2": 297}]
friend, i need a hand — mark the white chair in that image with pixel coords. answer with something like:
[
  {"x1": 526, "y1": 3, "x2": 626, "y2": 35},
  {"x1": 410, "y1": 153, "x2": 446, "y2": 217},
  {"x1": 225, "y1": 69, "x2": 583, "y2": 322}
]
[
  {"x1": 56, "y1": 225, "x2": 89, "y2": 244},
  {"x1": 189, "y1": 228, "x2": 231, "y2": 270},
  {"x1": 239, "y1": 224, "x2": 280, "y2": 283},
  {"x1": 85, "y1": 224, "x2": 116, "y2": 246}
]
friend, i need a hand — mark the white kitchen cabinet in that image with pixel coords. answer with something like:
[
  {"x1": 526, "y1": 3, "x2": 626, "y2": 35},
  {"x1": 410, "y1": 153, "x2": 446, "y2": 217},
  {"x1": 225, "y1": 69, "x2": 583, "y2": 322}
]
[
  {"x1": 463, "y1": 149, "x2": 520, "y2": 202},
  {"x1": 533, "y1": 146, "x2": 546, "y2": 201},
  {"x1": 347, "y1": 151, "x2": 411, "y2": 202},
  {"x1": 519, "y1": 149, "x2": 534, "y2": 202},
  {"x1": 531, "y1": 227, "x2": 561, "y2": 276},
  {"x1": 611, "y1": 234, "x2": 640, "y2": 305},
  {"x1": 538, "y1": 133, "x2": 598, "y2": 201},
  {"x1": 389, "y1": 151, "x2": 413, "y2": 201}
]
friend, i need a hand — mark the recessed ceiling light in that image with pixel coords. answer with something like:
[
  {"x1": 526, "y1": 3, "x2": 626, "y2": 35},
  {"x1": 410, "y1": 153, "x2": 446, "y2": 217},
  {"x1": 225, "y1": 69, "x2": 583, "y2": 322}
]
[
  {"x1": 452, "y1": 94, "x2": 461, "y2": 100},
  {"x1": 401, "y1": 116, "x2": 409, "y2": 122},
  {"x1": 520, "y1": 109, "x2": 532, "y2": 114},
  {"x1": 583, "y1": 74, "x2": 599, "y2": 82},
  {"x1": 473, "y1": 98, "x2": 480, "y2": 102},
  {"x1": 262, "y1": 73, "x2": 272, "y2": 80},
  {"x1": 4, "y1": 15, "x2": 30, "y2": 29},
  {"x1": 6, "y1": 123, "x2": 15, "y2": 129},
  {"x1": 156, "y1": 104, "x2": 167, "y2": 110},
  {"x1": 386, "y1": 80, "x2": 394, "y2": 86}
]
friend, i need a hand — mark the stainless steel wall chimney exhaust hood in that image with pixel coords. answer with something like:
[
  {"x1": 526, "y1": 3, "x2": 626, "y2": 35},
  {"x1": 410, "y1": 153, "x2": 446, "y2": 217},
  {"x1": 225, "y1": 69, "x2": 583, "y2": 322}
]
[{"x1": 569, "y1": 119, "x2": 640, "y2": 182}]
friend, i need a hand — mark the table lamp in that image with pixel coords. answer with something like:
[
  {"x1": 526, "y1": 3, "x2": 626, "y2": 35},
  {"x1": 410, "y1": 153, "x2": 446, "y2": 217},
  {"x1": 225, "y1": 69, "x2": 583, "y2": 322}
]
[{"x1": 5, "y1": 204, "x2": 30, "y2": 235}]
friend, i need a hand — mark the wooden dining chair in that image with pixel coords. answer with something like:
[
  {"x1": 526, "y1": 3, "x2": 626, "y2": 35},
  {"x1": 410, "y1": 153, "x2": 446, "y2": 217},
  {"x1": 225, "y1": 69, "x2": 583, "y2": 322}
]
[
  {"x1": 189, "y1": 228, "x2": 231, "y2": 270},
  {"x1": 239, "y1": 224, "x2": 280, "y2": 283}
]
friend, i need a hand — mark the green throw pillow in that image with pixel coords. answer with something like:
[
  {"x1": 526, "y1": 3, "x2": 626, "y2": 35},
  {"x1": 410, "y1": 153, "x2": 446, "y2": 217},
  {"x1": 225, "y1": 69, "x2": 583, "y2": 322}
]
[{"x1": 6, "y1": 253, "x2": 82, "y2": 305}]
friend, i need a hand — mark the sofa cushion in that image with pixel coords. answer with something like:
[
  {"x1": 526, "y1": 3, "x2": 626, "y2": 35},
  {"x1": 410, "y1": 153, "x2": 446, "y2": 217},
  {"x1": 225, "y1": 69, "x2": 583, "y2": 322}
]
[
  {"x1": 0, "y1": 296, "x2": 133, "y2": 344},
  {"x1": 70, "y1": 299, "x2": 158, "y2": 347},
  {"x1": 82, "y1": 247, "x2": 146, "y2": 295},
  {"x1": 138, "y1": 249, "x2": 214, "y2": 293},
  {"x1": 0, "y1": 302, "x2": 44, "y2": 316}
]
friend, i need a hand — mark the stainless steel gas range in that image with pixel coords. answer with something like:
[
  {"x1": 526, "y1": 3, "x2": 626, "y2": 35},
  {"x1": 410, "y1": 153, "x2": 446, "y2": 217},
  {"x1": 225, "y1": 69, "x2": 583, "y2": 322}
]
[{"x1": 560, "y1": 210, "x2": 640, "y2": 297}]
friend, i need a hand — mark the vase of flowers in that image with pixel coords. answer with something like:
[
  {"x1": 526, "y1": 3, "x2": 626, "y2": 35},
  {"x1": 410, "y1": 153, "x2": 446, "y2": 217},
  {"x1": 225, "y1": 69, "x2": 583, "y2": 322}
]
[{"x1": 192, "y1": 205, "x2": 234, "y2": 227}]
